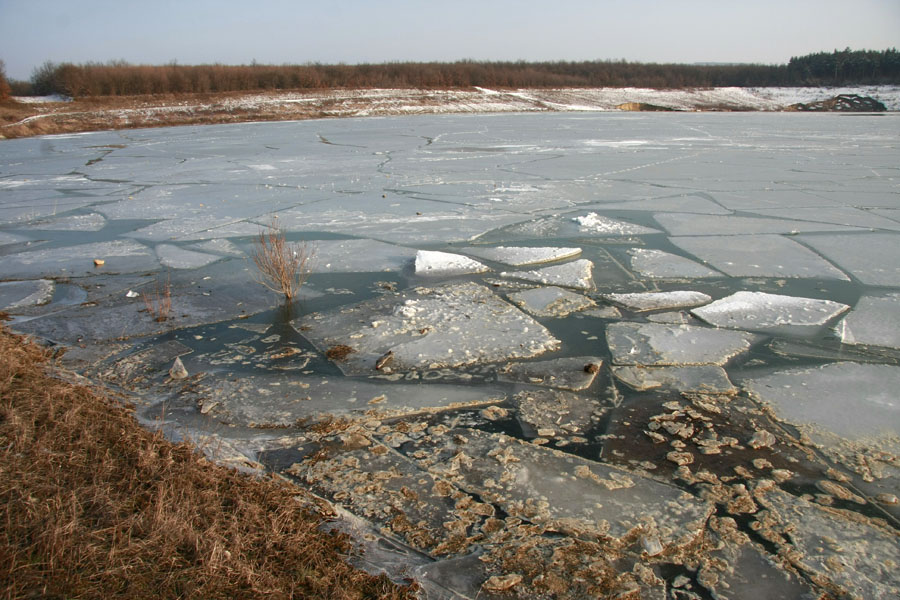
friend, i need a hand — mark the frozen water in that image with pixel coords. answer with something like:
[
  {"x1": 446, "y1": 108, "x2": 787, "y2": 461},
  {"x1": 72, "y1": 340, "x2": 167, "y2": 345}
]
[
  {"x1": 836, "y1": 294, "x2": 900, "y2": 349},
  {"x1": 742, "y1": 362, "x2": 900, "y2": 441},
  {"x1": 612, "y1": 365, "x2": 737, "y2": 395},
  {"x1": 0, "y1": 231, "x2": 32, "y2": 245},
  {"x1": 497, "y1": 356, "x2": 604, "y2": 391},
  {"x1": 671, "y1": 234, "x2": 851, "y2": 280},
  {"x1": 460, "y1": 245, "x2": 582, "y2": 266},
  {"x1": 297, "y1": 282, "x2": 560, "y2": 375},
  {"x1": 21, "y1": 212, "x2": 107, "y2": 231},
  {"x1": 749, "y1": 207, "x2": 900, "y2": 232},
  {"x1": 607, "y1": 322, "x2": 757, "y2": 366},
  {"x1": 602, "y1": 290, "x2": 712, "y2": 312},
  {"x1": 627, "y1": 248, "x2": 721, "y2": 279},
  {"x1": 506, "y1": 285, "x2": 595, "y2": 317},
  {"x1": 155, "y1": 244, "x2": 222, "y2": 269},
  {"x1": 3, "y1": 240, "x2": 159, "y2": 279},
  {"x1": 414, "y1": 250, "x2": 489, "y2": 277},
  {"x1": 798, "y1": 233, "x2": 900, "y2": 286},
  {"x1": 310, "y1": 239, "x2": 415, "y2": 273},
  {"x1": 511, "y1": 388, "x2": 612, "y2": 437},
  {"x1": 188, "y1": 238, "x2": 244, "y2": 257},
  {"x1": 654, "y1": 213, "x2": 862, "y2": 236},
  {"x1": 692, "y1": 291, "x2": 850, "y2": 334},
  {"x1": 645, "y1": 311, "x2": 700, "y2": 324},
  {"x1": 500, "y1": 258, "x2": 594, "y2": 290},
  {"x1": 0, "y1": 279, "x2": 54, "y2": 309},
  {"x1": 574, "y1": 212, "x2": 660, "y2": 235}
]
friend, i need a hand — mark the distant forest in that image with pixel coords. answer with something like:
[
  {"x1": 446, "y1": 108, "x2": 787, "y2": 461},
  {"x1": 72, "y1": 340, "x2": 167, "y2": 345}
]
[{"x1": 7, "y1": 48, "x2": 900, "y2": 99}]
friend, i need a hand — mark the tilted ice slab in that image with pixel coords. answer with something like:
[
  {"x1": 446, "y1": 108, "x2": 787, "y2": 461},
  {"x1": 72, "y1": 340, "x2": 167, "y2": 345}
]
[
  {"x1": 607, "y1": 322, "x2": 757, "y2": 366},
  {"x1": 296, "y1": 282, "x2": 560, "y2": 376},
  {"x1": 602, "y1": 290, "x2": 712, "y2": 312},
  {"x1": 574, "y1": 213, "x2": 660, "y2": 235},
  {"x1": 414, "y1": 250, "x2": 489, "y2": 276},
  {"x1": 500, "y1": 259, "x2": 594, "y2": 290},
  {"x1": 507, "y1": 286, "x2": 595, "y2": 317},
  {"x1": 498, "y1": 356, "x2": 604, "y2": 391},
  {"x1": 742, "y1": 362, "x2": 900, "y2": 441},
  {"x1": 627, "y1": 248, "x2": 721, "y2": 279},
  {"x1": 414, "y1": 428, "x2": 712, "y2": 549},
  {"x1": 155, "y1": 244, "x2": 222, "y2": 269},
  {"x1": 311, "y1": 239, "x2": 416, "y2": 273},
  {"x1": 2, "y1": 240, "x2": 160, "y2": 279},
  {"x1": 836, "y1": 294, "x2": 900, "y2": 350},
  {"x1": 460, "y1": 245, "x2": 582, "y2": 267},
  {"x1": 0, "y1": 280, "x2": 54, "y2": 310},
  {"x1": 671, "y1": 234, "x2": 850, "y2": 280},
  {"x1": 692, "y1": 291, "x2": 850, "y2": 334},
  {"x1": 798, "y1": 233, "x2": 900, "y2": 286},
  {"x1": 612, "y1": 365, "x2": 737, "y2": 395}
]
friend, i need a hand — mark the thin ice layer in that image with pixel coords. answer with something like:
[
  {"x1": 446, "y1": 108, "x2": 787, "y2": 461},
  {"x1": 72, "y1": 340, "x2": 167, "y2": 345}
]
[
  {"x1": 156, "y1": 244, "x2": 222, "y2": 269},
  {"x1": 500, "y1": 259, "x2": 594, "y2": 290},
  {"x1": 311, "y1": 239, "x2": 415, "y2": 273},
  {"x1": 607, "y1": 322, "x2": 757, "y2": 366},
  {"x1": 671, "y1": 234, "x2": 850, "y2": 280},
  {"x1": 296, "y1": 282, "x2": 560, "y2": 375},
  {"x1": 507, "y1": 286, "x2": 595, "y2": 317},
  {"x1": 742, "y1": 362, "x2": 900, "y2": 441},
  {"x1": 461, "y1": 245, "x2": 582, "y2": 266},
  {"x1": 628, "y1": 248, "x2": 721, "y2": 279},
  {"x1": 836, "y1": 294, "x2": 900, "y2": 350},
  {"x1": 602, "y1": 290, "x2": 712, "y2": 312},
  {"x1": 692, "y1": 291, "x2": 849, "y2": 333}
]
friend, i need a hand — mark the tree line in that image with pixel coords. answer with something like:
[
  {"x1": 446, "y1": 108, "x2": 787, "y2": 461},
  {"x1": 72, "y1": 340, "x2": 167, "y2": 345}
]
[{"x1": 7, "y1": 49, "x2": 899, "y2": 99}]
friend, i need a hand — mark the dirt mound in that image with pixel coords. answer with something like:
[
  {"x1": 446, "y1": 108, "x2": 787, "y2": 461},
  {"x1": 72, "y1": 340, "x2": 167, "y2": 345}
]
[{"x1": 788, "y1": 94, "x2": 886, "y2": 112}]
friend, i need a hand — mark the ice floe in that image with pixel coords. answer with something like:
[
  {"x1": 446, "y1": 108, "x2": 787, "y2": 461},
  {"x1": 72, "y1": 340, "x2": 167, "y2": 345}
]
[
  {"x1": 607, "y1": 322, "x2": 757, "y2": 366},
  {"x1": 414, "y1": 250, "x2": 489, "y2": 276},
  {"x1": 602, "y1": 290, "x2": 712, "y2": 312},
  {"x1": 627, "y1": 248, "x2": 721, "y2": 279},
  {"x1": 0, "y1": 279, "x2": 54, "y2": 309},
  {"x1": 311, "y1": 239, "x2": 415, "y2": 273},
  {"x1": 460, "y1": 245, "x2": 582, "y2": 266},
  {"x1": 507, "y1": 286, "x2": 595, "y2": 317},
  {"x1": 692, "y1": 291, "x2": 850, "y2": 334},
  {"x1": 574, "y1": 212, "x2": 660, "y2": 235},
  {"x1": 156, "y1": 244, "x2": 222, "y2": 269},
  {"x1": 836, "y1": 294, "x2": 900, "y2": 349},
  {"x1": 612, "y1": 365, "x2": 737, "y2": 395},
  {"x1": 2, "y1": 240, "x2": 159, "y2": 278},
  {"x1": 21, "y1": 212, "x2": 107, "y2": 231},
  {"x1": 500, "y1": 258, "x2": 594, "y2": 290},
  {"x1": 798, "y1": 232, "x2": 900, "y2": 286},
  {"x1": 497, "y1": 356, "x2": 604, "y2": 391}
]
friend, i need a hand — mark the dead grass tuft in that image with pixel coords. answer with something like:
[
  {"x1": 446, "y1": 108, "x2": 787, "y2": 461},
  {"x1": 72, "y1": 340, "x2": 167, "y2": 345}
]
[
  {"x1": 251, "y1": 218, "x2": 315, "y2": 302},
  {"x1": 142, "y1": 273, "x2": 172, "y2": 322},
  {"x1": 0, "y1": 325, "x2": 415, "y2": 599}
]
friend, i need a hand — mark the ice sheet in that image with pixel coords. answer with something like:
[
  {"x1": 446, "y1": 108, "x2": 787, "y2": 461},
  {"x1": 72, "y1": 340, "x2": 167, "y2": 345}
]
[
  {"x1": 798, "y1": 233, "x2": 900, "y2": 286},
  {"x1": 0, "y1": 279, "x2": 54, "y2": 309},
  {"x1": 692, "y1": 291, "x2": 849, "y2": 334},
  {"x1": 506, "y1": 286, "x2": 595, "y2": 317},
  {"x1": 574, "y1": 212, "x2": 660, "y2": 235},
  {"x1": 414, "y1": 250, "x2": 489, "y2": 276},
  {"x1": 836, "y1": 294, "x2": 900, "y2": 349},
  {"x1": 655, "y1": 213, "x2": 862, "y2": 236},
  {"x1": 156, "y1": 244, "x2": 222, "y2": 269},
  {"x1": 498, "y1": 356, "x2": 604, "y2": 391},
  {"x1": 460, "y1": 245, "x2": 582, "y2": 266},
  {"x1": 311, "y1": 239, "x2": 416, "y2": 273},
  {"x1": 607, "y1": 322, "x2": 757, "y2": 366},
  {"x1": 500, "y1": 259, "x2": 594, "y2": 290},
  {"x1": 602, "y1": 290, "x2": 712, "y2": 312},
  {"x1": 627, "y1": 248, "x2": 721, "y2": 279},
  {"x1": 2, "y1": 240, "x2": 160, "y2": 279},
  {"x1": 612, "y1": 365, "x2": 737, "y2": 395}
]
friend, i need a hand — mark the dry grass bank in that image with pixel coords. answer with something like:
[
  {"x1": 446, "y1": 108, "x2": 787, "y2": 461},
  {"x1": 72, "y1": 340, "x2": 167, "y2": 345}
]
[{"x1": 0, "y1": 323, "x2": 416, "y2": 600}]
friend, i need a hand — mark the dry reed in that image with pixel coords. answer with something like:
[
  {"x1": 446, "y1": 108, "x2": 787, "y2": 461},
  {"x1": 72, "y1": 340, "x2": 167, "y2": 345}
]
[{"x1": 251, "y1": 219, "x2": 314, "y2": 301}]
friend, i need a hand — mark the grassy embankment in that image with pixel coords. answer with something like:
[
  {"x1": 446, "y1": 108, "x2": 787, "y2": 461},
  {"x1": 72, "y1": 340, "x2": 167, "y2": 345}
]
[{"x1": 0, "y1": 322, "x2": 416, "y2": 600}]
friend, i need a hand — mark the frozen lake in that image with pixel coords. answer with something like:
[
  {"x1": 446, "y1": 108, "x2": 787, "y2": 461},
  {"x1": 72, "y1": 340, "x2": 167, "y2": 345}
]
[{"x1": 2, "y1": 112, "x2": 899, "y2": 598}]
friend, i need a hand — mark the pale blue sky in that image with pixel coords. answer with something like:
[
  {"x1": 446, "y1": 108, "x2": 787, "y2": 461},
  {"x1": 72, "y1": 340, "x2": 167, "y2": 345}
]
[{"x1": 1, "y1": 0, "x2": 898, "y2": 80}]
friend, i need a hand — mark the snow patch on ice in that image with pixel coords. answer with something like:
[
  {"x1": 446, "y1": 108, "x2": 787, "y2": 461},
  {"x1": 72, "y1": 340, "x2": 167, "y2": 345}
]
[
  {"x1": 414, "y1": 250, "x2": 489, "y2": 276},
  {"x1": 574, "y1": 213, "x2": 659, "y2": 235}
]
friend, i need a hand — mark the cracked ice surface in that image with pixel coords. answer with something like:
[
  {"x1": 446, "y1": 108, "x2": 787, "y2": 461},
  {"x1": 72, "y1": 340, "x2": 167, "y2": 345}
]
[
  {"x1": 297, "y1": 282, "x2": 560, "y2": 375},
  {"x1": 836, "y1": 294, "x2": 900, "y2": 349},
  {"x1": 607, "y1": 322, "x2": 757, "y2": 366},
  {"x1": 0, "y1": 279, "x2": 54, "y2": 309},
  {"x1": 692, "y1": 291, "x2": 850, "y2": 334},
  {"x1": 460, "y1": 245, "x2": 582, "y2": 266},
  {"x1": 574, "y1": 212, "x2": 660, "y2": 235},
  {"x1": 602, "y1": 290, "x2": 712, "y2": 312},
  {"x1": 2, "y1": 240, "x2": 159, "y2": 279},
  {"x1": 798, "y1": 233, "x2": 900, "y2": 286},
  {"x1": 506, "y1": 285, "x2": 595, "y2": 317},
  {"x1": 500, "y1": 258, "x2": 594, "y2": 290},
  {"x1": 627, "y1": 248, "x2": 721, "y2": 279}
]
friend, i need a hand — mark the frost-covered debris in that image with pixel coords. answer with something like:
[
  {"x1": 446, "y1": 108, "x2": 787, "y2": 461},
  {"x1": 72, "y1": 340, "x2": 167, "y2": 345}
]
[
  {"x1": 752, "y1": 488, "x2": 900, "y2": 600},
  {"x1": 602, "y1": 290, "x2": 712, "y2": 312},
  {"x1": 500, "y1": 258, "x2": 594, "y2": 290},
  {"x1": 506, "y1": 285, "x2": 595, "y2": 317},
  {"x1": 742, "y1": 362, "x2": 900, "y2": 441},
  {"x1": 574, "y1": 213, "x2": 660, "y2": 235},
  {"x1": 627, "y1": 248, "x2": 721, "y2": 279},
  {"x1": 297, "y1": 282, "x2": 560, "y2": 376},
  {"x1": 836, "y1": 294, "x2": 900, "y2": 349},
  {"x1": 612, "y1": 365, "x2": 737, "y2": 395},
  {"x1": 409, "y1": 428, "x2": 712, "y2": 550},
  {"x1": 607, "y1": 322, "x2": 757, "y2": 367},
  {"x1": 414, "y1": 250, "x2": 489, "y2": 276},
  {"x1": 460, "y1": 245, "x2": 582, "y2": 266},
  {"x1": 692, "y1": 291, "x2": 850, "y2": 334},
  {"x1": 497, "y1": 356, "x2": 604, "y2": 391},
  {"x1": 0, "y1": 279, "x2": 55, "y2": 309},
  {"x1": 2, "y1": 239, "x2": 160, "y2": 279},
  {"x1": 671, "y1": 234, "x2": 851, "y2": 280},
  {"x1": 155, "y1": 244, "x2": 222, "y2": 269},
  {"x1": 798, "y1": 232, "x2": 900, "y2": 287}
]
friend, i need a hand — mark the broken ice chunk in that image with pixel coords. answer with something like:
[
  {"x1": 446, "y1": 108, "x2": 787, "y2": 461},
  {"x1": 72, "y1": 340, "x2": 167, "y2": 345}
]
[
  {"x1": 692, "y1": 291, "x2": 849, "y2": 334},
  {"x1": 612, "y1": 365, "x2": 737, "y2": 395},
  {"x1": 836, "y1": 294, "x2": 900, "y2": 349},
  {"x1": 507, "y1": 286, "x2": 595, "y2": 317},
  {"x1": 602, "y1": 290, "x2": 712, "y2": 312},
  {"x1": 0, "y1": 279, "x2": 55, "y2": 310},
  {"x1": 414, "y1": 250, "x2": 489, "y2": 276},
  {"x1": 500, "y1": 259, "x2": 594, "y2": 290},
  {"x1": 607, "y1": 322, "x2": 757, "y2": 366},
  {"x1": 574, "y1": 213, "x2": 660, "y2": 235},
  {"x1": 628, "y1": 248, "x2": 721, "y2": 279},
  {"x1": 670, "y1": 234, "x2": 850, "y2": 280},
  {"x1": 460, "y1": 245, "x2": 582, "y2": 266},
  {"x1": 799, "y1": 232, "x2": 900, "y2": 286},
  {"x1": 297, "y1": 282, "x2": 560, "y2": 376},
  {"x1": 742, "y1": 362, "x2": 900, "y2": 441},
  {"x1": 156, "y1": 244, "x2": 222, "y2": 269},
  {"x1": 498, "y1": 356, "x2": 604, "y2": 391}
]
